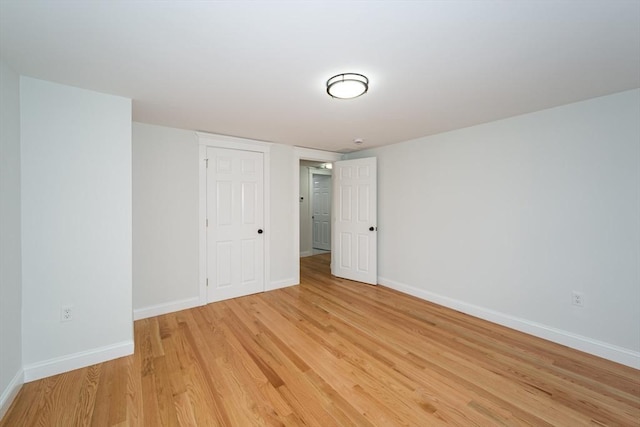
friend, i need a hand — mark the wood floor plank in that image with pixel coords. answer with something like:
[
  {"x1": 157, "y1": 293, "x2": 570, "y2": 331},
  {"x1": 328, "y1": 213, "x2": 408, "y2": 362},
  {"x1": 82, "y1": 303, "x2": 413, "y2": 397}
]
[
  {"x1": 2, "y1": 253, "x2": 639, "y2": 426},
  {"x1": 76, "y1": 365, "x2": 101, "y2": 425},
  {"x1": 176, "y1": 312, "x2": 234, "y2": 427}
]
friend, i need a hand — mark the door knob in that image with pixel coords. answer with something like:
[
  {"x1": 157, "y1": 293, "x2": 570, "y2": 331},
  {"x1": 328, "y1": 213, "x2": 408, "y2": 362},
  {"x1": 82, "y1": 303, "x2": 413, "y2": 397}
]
[
  {"x1": 258, "y1": 229, "x2": 263, "y2": 234},
  {"x1": 369, "y1": 226, "x2": 375, "y2": 231}
]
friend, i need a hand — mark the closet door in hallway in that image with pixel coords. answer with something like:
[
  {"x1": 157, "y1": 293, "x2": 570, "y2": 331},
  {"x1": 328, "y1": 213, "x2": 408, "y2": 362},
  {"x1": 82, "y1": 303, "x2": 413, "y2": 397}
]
[{"x1": 312, "y1": 173, "x2": 331, "y2": 251}]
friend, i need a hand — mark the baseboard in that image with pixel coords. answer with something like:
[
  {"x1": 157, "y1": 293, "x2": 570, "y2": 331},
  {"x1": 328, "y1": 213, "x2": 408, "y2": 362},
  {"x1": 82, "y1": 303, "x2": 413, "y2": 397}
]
[
  {"x1": 378, "y1": 276, "x2": 640, "y2": 369},
  {"x1": 23, "y1": 340, "x2": 134, "y2": 383},
  {"x1": 0, "y1": 368, "x2": 24, "y2": 419},
  {"x1": 300, "y1": 251, "x2": 313, "y2": 258},
  {"x1": 133, "y1": 296, "x2": 202, "y2": 321},
  {"x1": 134, "y1": 286, "x2": 298, "y2": 321},
  {"x1": 267, "y1": 278, "x2": 298, "y2": 291}
]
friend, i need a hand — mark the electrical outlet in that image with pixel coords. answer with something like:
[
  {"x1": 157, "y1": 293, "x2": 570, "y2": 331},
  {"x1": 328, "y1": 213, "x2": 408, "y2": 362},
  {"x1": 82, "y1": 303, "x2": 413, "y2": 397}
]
[
  {"x1": 571, "y1": 291, "x2": 584, "y2": 307},
  {"x1": 61, "y1": 306, "x2": 73, "y2": 322}
]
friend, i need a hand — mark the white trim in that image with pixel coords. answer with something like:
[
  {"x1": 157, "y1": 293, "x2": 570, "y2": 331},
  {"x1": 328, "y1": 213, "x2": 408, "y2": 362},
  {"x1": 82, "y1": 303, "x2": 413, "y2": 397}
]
[
  {"x1": 263, "y1": 150, "x2": 271, "y2": 301},
  {"x1": 379, "y1": 276, "x2": 640, "y2": 369},
  {"x1": 295, "y1": 147, "x2": 343, "y2": 161},
  {"x1": 300, "y1": 250, "x2": 313, "y2": 258},
  {"x1": 309, "y1": 167, "x2": 333, "y2": 176},
  {"x1": 23, "y1": 340, "x2": 134, "y2": 383},
  {"x1": 198, "y1": 132, "x2": 271, "y2": 304},
  {"x1": 267, "y1": 278, "x2": 298, "y2": 291},
  {"x1": 133, "y1": 296, "x2": 201, "y2": 320},
  {"x1": 196, "y1": 131, "x2": 273, "y2": 152},
  {"x1": 0, "y1": 368, "x2": 23, "y2": 419},
  {"x1": 293, "y1": 147, "x2": 343, "y2": 285},
  {"x1": 198, "y1": 144, "x2": 208, "y2": 306}
]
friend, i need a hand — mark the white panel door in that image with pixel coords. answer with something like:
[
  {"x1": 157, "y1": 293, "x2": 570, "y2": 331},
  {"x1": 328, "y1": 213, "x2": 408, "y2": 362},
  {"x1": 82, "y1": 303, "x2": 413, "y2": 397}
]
[
  {"x1": 207, "y1": 147, "x2": 264, "y2": 302},
  {"x1": 312, "y1": 173, "x2": 331, "y2": 251},
  {"x1": 332, "y1": 157, "x2": 377, "y2": 285}
]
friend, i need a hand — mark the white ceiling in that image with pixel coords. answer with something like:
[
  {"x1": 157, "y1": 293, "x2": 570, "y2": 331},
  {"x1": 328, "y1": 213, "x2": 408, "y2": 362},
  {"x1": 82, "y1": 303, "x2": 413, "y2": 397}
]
[{"x1": 1, "y1": 1, "x2": 638, "y2": 152}]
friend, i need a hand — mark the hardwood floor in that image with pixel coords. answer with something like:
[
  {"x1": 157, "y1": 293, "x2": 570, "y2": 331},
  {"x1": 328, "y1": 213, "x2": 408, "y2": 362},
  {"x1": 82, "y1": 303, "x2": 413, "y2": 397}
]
[{"x1": 3, "y1": 253, "x2": 639, "y2": 426}]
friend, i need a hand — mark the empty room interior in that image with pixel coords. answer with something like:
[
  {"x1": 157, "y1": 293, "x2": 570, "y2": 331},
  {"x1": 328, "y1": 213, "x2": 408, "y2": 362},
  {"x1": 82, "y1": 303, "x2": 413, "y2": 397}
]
[{"x1": 1, "y1": 1, "x2": 639, "y2": 425}]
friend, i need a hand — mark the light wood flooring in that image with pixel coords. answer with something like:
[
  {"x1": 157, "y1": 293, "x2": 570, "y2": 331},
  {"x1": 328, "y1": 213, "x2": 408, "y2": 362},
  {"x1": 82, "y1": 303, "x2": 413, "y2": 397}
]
[{"x1": 2, "y1": 253, "x2": 639, "y2": 426}]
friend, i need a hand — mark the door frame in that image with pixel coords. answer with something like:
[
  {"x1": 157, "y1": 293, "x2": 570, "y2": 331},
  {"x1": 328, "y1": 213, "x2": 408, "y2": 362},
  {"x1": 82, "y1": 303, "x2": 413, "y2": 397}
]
[
  {"x1": 293, "y1": 147, "x2": 342, "y2": 285},
  {"x1": 198, "y1": 132, "x2": 271, "y2": 305}
]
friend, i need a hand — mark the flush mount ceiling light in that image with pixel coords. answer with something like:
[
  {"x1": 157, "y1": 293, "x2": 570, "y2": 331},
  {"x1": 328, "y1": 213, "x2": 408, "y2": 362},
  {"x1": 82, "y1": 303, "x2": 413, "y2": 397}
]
[{"x1": 326, "y1": 73, "x2": 369, "y2": 99}]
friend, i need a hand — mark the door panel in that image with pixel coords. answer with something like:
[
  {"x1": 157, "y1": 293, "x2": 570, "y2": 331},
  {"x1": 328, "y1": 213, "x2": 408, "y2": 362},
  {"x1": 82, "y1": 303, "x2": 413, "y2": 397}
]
[
  {"x1": 358, "y1": 184, "x2": 370, "y2": 221},
  {"x1": 242, "y1": 182, "x2": 257, "y2": 223},
  {"x1": 241, "y1": 239, "x2": 256, "y2": 282},
  {"x1": 340, "y1": 186, "x2": 352, "y2": 221},
  {"x1": 332, "y1": 157, "x2": 377, "y2": 285},
  {"x1": 216, "y1": 241, "x2": 232, "y2": 287},
  {"x1": 357, "y1": 234, "x2": 369, "y2": 272},
  {"x1": 217, "y1": 181, "x2": 232, "y2": 225},
  {"x1": 339, "y1": 232, "x2": 352, "y2": 269},
  {"x1": 207, "y1": 147, "x2": 264, "y2": 302}
]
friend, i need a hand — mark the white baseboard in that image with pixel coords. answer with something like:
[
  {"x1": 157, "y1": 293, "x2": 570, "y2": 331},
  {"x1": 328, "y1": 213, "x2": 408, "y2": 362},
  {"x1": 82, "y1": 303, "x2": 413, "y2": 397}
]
[
  {"x1": 267, "y1": 278, "x2": 298, "y2": 291},
  {"x1": 378, "y1": 276, "x2": 640, "y2": 369},
  {"x1": 133, "y1": 296, "x2": 202, "y2": 321},
  {"x1": 23, "y1": 340, "x2": 134, "y2": 383},
  {"x1": 134, "y1": 285, "x2": 298, "y2": 323},
  {"x1": 300, "y1": 251, "x2": 313, "y2": 258},
  {"x1": 0, "y1": 368, "x2": 24, "y2": 419}
]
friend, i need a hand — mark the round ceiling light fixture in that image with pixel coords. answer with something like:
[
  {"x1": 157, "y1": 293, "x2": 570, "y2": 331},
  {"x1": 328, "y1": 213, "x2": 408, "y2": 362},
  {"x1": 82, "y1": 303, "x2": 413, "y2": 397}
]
[{"x1": 326, "y1": 73, "x2": 369, "y2": 99}]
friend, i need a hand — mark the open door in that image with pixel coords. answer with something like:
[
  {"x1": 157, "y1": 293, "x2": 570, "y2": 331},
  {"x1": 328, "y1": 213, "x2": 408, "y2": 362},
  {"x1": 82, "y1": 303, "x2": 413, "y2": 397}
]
[{"x1": 331, "y1": 157, "x2": 377, "y2": 285}]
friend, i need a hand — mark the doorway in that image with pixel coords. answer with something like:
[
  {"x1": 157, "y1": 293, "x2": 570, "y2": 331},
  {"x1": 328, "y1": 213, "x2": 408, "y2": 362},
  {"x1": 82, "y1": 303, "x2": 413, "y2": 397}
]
[
  {"x1": 293, "y1": 148, "x2": 341, "y2": 286},
  {"x1": 299, "y1": 160, "x2": 332, "y2": 257}
]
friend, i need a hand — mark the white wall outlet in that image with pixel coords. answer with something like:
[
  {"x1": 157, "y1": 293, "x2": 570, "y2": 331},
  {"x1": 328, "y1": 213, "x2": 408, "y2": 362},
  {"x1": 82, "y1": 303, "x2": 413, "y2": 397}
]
[
  {"x1": 61, "y1": 306, "x2": 73, "y2": 322},
  {"x1": 571, "y1": 291, "x2": 584, "y2": 307}
]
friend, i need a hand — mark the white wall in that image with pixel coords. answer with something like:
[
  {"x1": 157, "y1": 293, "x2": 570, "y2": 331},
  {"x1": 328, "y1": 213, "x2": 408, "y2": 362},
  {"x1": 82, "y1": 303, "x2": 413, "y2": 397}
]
[
  {"x1": 20, "y1": 77, "x2": 133, "y2": 381},
  {"x1": 131, "y1": 124, "x2": 298, "y2": 314},
  {"x1": 0, "y1": 60, "x2": 23, "y2": 417},
  {"x1": 268, "y1": 143, "x2": 297, "y2": 289},
  {"x1": 132, "y1": 123, "x2": 199, "y2": 318},
  {"x1": 348, "y1": 89, "x2": 640, "y2": 367}
]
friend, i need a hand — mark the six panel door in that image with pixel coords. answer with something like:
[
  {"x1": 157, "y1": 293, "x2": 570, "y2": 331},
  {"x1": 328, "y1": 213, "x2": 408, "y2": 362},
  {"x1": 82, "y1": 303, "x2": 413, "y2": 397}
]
[
  {"x1": 332, "y1": 157, "x2": 377, "y2": 285},
  {"x1": 312, "y1": 173, "x2": 332, "y2": 251},
  {"x1": 206, "y1": 147, "x2": 265, "y2": 302}
]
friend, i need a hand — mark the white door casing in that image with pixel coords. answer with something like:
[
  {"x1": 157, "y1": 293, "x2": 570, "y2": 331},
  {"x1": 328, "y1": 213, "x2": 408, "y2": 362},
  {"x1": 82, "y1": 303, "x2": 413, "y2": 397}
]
[
  {"x1": 312, "y1": 173, "x2": 331, "y2": 251},
  {"x1": 332, "y1": 157, "x2": 377, "y2": 285},
  {"x1": 206, "y1": 146, "x2": 265, "y2": 302}
]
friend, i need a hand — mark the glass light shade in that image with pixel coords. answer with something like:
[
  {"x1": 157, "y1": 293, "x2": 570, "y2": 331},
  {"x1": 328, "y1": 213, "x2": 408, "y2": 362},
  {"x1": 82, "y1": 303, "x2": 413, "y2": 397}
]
[{"x1": 327, "y1": 73, "x2": 368, "y2": 99}]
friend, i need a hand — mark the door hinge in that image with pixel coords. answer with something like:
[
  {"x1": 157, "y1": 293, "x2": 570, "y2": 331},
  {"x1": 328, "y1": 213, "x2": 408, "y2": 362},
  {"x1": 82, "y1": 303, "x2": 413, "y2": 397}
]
[
  {"x1": 206, "y1": 278, "x2": 209, "y2": 287},
  {"x1": 206, "y1": 218, "x2": 208, "y2": 227},
  {"x1": 205, "y1": 158, "x2": 209, "y2": 168}
]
